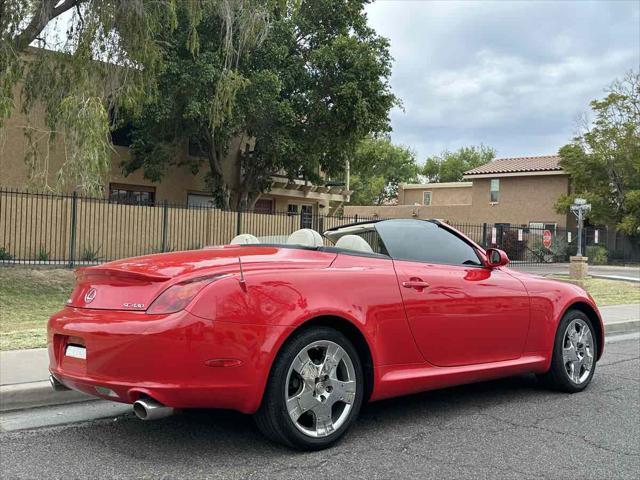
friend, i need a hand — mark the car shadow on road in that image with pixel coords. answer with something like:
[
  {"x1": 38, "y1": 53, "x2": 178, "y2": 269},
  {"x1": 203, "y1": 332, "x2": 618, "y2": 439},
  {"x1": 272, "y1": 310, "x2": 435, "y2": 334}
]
[{"x1": 96, "y1": 373, "x2": 549, "y2": 461}]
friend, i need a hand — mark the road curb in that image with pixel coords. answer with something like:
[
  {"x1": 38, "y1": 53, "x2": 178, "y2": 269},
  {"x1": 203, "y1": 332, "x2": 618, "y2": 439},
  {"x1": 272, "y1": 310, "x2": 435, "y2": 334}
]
[
  {"x1": 0, "y1": 381, "x2": 97, "y2": 413},
  {"x1": 605, "y1": 319, "x2": 640, "y2": 337}
]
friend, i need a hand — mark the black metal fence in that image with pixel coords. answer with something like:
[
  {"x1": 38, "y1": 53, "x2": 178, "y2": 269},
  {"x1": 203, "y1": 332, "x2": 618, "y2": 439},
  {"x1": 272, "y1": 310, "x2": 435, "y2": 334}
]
[
  {"x1": 0, "y1": 189, "x2": 376, "y2": 266},
  {"x1": 451, "y1": 222, "x2": 639, "y2": 265},
  {"x1": 1, "y1": 189, "x2": 638, "y2": 266}
]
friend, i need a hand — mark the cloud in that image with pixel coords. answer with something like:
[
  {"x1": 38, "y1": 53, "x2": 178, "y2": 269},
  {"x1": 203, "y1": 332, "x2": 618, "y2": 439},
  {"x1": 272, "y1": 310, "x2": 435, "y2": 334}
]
[{"x1": 365, "y1": 0, "x2": 640, "y2": 161}]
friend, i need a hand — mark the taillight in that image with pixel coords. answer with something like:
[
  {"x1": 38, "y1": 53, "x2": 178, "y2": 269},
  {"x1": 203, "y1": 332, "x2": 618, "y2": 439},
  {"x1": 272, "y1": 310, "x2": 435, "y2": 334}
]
[{"x1": 147, "y1": 275, "x2": 228, "y2": 314}]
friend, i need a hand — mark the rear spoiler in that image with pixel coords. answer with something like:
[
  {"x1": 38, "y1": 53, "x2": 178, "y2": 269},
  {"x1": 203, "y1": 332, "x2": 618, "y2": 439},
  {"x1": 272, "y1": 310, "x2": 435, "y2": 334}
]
[{"x1": 76, "y1": 267, "x2": 171, "y2": 283}]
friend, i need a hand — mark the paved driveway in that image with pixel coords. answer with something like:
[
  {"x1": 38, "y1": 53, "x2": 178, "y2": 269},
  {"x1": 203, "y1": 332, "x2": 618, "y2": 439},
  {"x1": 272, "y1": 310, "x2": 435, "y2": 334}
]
[{"x1": 1, "y1": 338, "x2": 638, "y2": 479}]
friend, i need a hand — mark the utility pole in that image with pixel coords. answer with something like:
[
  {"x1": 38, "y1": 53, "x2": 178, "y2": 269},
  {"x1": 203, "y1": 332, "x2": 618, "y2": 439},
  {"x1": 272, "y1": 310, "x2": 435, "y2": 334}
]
[
  {"x1": 570, "y1": 198, "x2": 591, "y2": 257},
  {"x1": 345, "y1": 159, "x2": 350, "y2": 192}
]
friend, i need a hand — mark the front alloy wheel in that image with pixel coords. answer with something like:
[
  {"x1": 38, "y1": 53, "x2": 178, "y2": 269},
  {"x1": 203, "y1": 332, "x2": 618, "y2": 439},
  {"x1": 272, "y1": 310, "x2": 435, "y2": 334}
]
[
  {"x1": 561, "y1": 318, "x2": 594, "y2": 384},
  {"x1": 254, "y1": 327, "x2": 364, "y2": 450},
  {"x1": 537, "y1": 309, "x2": 597, "y2": 392}
]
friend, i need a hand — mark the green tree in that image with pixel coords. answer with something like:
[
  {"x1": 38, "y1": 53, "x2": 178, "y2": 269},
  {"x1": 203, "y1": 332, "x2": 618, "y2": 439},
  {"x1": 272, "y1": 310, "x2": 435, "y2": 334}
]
[
  {"x1": 422, "y1": 144, "x2": 495, "y2": 183},
  {"x1": 556, "y1": 72, "x2": 640, "y2": 235},
  {"x1": 0, "y1": 0, "x2": 265, "y2": 195},
  {"x1": 123, "y1": 0, "x2": 397, "y2": 209},
  {"x1": 349, "y1": 136, "x2": 418, "y2": 205}
]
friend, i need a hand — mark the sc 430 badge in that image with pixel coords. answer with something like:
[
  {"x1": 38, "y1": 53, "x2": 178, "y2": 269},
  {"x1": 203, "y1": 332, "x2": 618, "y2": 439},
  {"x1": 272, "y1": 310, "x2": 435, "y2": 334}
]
[{"x1": 122, "y1": 303, "x2": 145, "y2": 309}]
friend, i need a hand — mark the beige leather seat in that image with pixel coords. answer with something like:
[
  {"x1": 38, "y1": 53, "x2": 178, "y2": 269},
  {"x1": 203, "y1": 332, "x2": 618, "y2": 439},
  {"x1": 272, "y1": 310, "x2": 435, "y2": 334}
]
[
  {"x1": 286, "y1": 229, "x2": 324, "y2": 247},
  {"x1": 230, "y1": 234, "x2": 260, "y2": 245},
  {"x1": 335, "y1": 234, "x2": 374, "y2": 253}
]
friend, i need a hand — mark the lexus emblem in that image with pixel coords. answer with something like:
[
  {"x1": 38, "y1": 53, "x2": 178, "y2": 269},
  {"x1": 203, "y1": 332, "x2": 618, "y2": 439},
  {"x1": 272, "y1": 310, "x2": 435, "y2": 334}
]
[{"x1": 84, "y1": 288, "x2": 97, "y2": 304}]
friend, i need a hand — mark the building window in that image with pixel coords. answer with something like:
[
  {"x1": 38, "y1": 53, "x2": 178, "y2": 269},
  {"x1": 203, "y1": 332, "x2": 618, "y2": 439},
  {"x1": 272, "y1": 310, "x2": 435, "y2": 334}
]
[
  {"x1": 187, "y1": 193, "x2": 216, "y2": 208},
  {"x1": 288, "y1": 204, "x2": 314, "y2": 229},
  {"x1": 529, "y1": 222, "x2": 557, "y2": 232},
  {"x1": 490, "y1": 179, "x2": 500, "y2": 203},
  {"x1": 109, "y1": 184, "x2": 155, "y2": 205},
  {"x1": 253, "y1": 198, "x2": 274, "y2": 214},
  {"x1": 423, "y1": 191, "x2": 432, "y2": 206}
]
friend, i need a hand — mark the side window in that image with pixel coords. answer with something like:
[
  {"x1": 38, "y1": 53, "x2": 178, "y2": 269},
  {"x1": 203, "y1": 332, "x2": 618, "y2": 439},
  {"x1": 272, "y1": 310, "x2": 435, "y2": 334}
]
[
  {"x1": 375, "y1": 220, "x2": 481, "y2": 266},
  {"x1": 423, "y1": 191, "x2": 432, "y2": 206}
]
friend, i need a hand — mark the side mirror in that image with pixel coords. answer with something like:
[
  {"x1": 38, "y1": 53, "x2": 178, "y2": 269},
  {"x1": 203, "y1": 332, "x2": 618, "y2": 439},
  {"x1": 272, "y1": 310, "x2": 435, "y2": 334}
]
[{"x1": 486, "y1": 248, "x2": 510, "y2": 267}]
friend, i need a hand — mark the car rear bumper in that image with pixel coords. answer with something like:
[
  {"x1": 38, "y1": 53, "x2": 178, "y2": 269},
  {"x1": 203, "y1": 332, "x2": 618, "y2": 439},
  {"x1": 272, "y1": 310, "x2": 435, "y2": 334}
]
[{"x1": 48, "y1": 307, "x2": 292, "y2": 413}]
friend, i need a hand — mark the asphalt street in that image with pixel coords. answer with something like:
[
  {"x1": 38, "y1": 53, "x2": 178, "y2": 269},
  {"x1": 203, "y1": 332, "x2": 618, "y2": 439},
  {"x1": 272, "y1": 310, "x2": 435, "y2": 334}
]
[{"x1": 1, "y1": 338, "x2": 638, "y2": 480}]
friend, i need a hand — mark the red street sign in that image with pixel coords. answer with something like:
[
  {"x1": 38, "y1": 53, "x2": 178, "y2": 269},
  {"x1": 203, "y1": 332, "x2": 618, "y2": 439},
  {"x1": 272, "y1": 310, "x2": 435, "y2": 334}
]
[{"x1": 543, "y1": 230, "x2": 552, "y2": 249}]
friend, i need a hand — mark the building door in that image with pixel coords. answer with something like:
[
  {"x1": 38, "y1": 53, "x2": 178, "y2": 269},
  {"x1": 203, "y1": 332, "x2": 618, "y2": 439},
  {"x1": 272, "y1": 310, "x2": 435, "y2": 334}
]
[{"x1": 300, "y1": 205, "x2": 314, "y2": 229}]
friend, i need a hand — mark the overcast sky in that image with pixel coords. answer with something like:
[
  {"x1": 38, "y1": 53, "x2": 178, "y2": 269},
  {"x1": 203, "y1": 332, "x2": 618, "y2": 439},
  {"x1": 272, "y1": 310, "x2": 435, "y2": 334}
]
[{"x1": 364, "y1": 0, "x2": 640, "y2": 162}]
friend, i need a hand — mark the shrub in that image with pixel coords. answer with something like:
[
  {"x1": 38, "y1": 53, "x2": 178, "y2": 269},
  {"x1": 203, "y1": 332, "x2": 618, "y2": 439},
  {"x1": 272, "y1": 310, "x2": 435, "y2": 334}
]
[
  {"x1": 80, "y1": 244, "x2": 102, "y2": 262},
  {"x1": 586, "y1": 245, "x2": 608, "y2": 265},
  {"x1": 499, "y1": 229, "x2": 526, "y2": 261},
  {"x1": 0, "y1": 246, "x2": 13, "y2": 261},
  {"x1": 548, "y1": 234, "x2": 572, "y2": 262},
  {"x1": 36, "y1": 246, "x2": 50, "y2": 262},
  {"x1": 527, "y1": 230, "x2": 573, "y2": 262}
]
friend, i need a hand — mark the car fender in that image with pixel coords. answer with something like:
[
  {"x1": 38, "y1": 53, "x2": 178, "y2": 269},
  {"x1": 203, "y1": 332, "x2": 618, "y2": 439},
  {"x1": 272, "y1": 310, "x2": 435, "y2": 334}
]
[
  {"x1": 186, "y1": 256, "x2": 424, "y2": 406},
  {"x1": 515, "y1": 273, "x2": 604, "y2": 364}
]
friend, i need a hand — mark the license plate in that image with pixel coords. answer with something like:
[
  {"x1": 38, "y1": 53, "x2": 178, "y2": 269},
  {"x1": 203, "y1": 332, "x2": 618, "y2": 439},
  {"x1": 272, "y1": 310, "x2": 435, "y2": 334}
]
[{"x1": 65, "y1": 344, "x2": 86, "y2": 359}]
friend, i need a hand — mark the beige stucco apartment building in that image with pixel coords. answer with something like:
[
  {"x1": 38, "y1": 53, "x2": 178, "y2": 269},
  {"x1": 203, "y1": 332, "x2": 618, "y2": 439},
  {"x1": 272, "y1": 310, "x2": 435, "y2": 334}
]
[
  {"x1": 346, "y1": 155, "x2": 572, "y2": 228},
  {"x1": 0, "y1": 87, "x2": 350, "y2": 216}
]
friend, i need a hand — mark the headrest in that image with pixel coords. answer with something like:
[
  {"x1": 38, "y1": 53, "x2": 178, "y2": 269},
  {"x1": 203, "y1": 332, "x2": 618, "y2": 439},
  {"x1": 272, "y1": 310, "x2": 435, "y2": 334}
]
[
  {"x1": 335, "y1": 234, "x2": 374, "y2": 253},
  {"x1": 286, "y1": 229, "x2": 324, "y2": 247},
  {"x1": 230, "y1": 234, "x2": 260, "y2": 245}
]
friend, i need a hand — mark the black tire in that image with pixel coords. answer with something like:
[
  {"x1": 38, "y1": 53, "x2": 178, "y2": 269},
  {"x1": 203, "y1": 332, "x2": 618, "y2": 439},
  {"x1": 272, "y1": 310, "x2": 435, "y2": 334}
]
[
  {"x1": 254, "y1": 326, "x2": 364, "y2": 450},
  {"x1": 537, "y1": 309, "x2": 597, "y2": 393}
]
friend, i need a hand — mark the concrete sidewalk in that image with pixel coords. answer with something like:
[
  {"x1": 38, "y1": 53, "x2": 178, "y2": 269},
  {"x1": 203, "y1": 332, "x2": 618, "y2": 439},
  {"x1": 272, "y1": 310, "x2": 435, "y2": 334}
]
[
  {"x1": 1, "y1": 303, "x2": 638, "y2": 412},
  {"x1": 0, "y1": 349, "x2": 90, "y2": 411}
]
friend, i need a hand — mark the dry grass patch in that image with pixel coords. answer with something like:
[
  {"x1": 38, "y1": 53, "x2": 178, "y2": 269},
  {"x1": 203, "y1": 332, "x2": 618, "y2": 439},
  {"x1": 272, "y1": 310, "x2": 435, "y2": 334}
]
[
  {"x1": 550, "y1": 275, "x2": 640, "y2": 306},
  {"x1": 0, "y1": 267, "x2": 75, "y2": 350}
]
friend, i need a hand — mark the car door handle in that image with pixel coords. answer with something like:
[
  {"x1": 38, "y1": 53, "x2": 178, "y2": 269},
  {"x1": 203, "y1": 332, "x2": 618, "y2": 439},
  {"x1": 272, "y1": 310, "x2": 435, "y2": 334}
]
[{"x1": 402, "y1": 279, "x2": 430, "y2": 291}]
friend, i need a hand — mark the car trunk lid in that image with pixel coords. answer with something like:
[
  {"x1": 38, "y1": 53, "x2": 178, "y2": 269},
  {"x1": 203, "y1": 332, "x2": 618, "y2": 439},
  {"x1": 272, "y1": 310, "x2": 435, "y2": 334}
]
[{"x1": 66, "y1": 245, "x2": 336, "y2": 311}]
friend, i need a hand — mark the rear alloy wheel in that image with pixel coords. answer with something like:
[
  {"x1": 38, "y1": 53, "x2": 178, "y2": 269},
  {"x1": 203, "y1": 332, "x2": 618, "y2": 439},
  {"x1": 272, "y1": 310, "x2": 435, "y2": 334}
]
[
  {"x1": 537, "y1": 310, "x2": 597, "y2": 392},
  {"x1": 254, "y1": 327, "x2": 363, "y2": 450}
]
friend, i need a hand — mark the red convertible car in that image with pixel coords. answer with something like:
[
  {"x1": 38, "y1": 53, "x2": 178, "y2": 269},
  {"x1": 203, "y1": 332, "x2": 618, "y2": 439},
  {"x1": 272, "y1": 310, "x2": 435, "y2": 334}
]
[{"x1": 48, "y1": 219, "x2": 603, "y2": 450}]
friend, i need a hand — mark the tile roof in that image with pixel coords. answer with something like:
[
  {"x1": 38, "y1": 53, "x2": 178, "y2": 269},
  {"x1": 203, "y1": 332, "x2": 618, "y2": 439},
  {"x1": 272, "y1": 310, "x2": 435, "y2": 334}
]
[{"x1": 464, "y1": 155, "x2": 563, "y2": 175}]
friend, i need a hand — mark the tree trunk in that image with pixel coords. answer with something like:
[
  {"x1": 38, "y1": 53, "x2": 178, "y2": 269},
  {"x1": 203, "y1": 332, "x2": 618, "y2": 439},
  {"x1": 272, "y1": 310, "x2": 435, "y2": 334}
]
[
  {"x1": 207, "y1": 133, "x2": 231, "y2": 210},
  {"x1": 13, "y1": 0, "x2": 81, "y2": 51}
]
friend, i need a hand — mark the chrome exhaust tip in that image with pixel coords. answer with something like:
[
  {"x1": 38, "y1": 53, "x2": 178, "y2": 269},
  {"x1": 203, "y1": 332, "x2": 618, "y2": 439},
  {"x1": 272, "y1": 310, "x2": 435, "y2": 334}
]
[
  {"x1": 133, "y1": 398, "x2": 174, "y2": 421},
  {"x1": 49, "y1": 374, "x2": 70, "y2": 392}
]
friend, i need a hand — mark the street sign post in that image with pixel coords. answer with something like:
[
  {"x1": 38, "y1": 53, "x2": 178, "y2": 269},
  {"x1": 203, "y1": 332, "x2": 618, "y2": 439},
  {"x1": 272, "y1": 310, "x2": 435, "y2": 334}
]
[{"x1": 570, "y1": 198, "x2": 591, "y2": 257}]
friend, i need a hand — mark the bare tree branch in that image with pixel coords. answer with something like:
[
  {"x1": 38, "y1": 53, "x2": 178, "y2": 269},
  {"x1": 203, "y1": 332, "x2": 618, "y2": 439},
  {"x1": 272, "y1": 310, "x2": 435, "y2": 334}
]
[{"x1": 13, "y1": 0, "x2": 82, "y2": 51}]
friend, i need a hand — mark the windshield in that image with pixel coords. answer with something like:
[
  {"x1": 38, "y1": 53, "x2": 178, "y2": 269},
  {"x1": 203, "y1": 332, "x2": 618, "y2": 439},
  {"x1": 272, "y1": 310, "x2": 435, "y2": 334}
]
[
  {"x1": 322, "y1": 219, "x2": 482, "y2": 265},
  {"x1": 374, "y1": 219, "x2": 481, "y2": 266}
]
